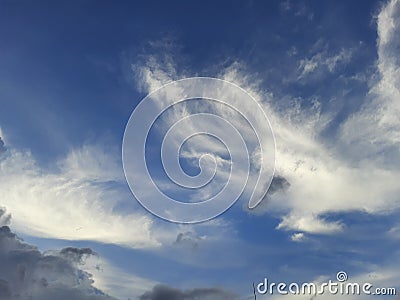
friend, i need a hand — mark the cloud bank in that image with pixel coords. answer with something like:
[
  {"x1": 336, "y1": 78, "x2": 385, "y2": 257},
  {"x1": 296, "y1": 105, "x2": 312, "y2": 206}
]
[{"x1": 0, "y1": 213, "x2": 115, "y2": 300}]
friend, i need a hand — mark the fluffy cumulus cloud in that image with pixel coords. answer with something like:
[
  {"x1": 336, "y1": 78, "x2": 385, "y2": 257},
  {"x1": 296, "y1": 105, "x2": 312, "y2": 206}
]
[
  {"x1": 131, "y1": 0, "x2": 400, "y2": 236},
  {"x1": 0, "y1": 139, "x2": 159, "y2": 249},
  {"x1": 139, "y1": 284, "x2": 236, "y2": 300},
  {"x1": 0, "y1": 216, "x2": 115, "y2": 300},
  {"x1": 0, "y1": 209, "x2": 161, "y2": 300}
]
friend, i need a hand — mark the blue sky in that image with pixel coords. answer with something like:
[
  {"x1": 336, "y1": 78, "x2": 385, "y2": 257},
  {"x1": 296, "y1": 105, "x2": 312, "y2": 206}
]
[{"x1": 1, "y1": 0, "x2": 400, "y2": 299}]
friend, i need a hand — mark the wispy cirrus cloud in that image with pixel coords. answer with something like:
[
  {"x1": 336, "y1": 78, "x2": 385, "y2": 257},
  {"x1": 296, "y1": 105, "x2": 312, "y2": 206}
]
[
  {"x1": 339, "y1": 0, "x2": 400, "y2": 165},
  {"x1": 130, "y1": 0, "x2": 400, "y2": 237},
  {"x1": 297, "y1": 47, "x2": 353, "y2": 80},
  {"x1": 220, "y1": 0, "x2": 400, "y2": 236},
  {"x1": 0, "y1": 139, "x2": 159, "y2": 249}
]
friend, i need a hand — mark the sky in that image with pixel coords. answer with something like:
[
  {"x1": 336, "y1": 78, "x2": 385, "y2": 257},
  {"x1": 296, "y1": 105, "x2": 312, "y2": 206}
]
[{"x1": 1, "y1": 0, "x2": 400, "y2": 299}]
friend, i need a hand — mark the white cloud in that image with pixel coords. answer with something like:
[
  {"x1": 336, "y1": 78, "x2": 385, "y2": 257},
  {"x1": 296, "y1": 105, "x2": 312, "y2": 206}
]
[
  {"x1": 220, "y1": 65, "x2": 400, "y2": 235},
  {"x1": 127, "y1": 62, "x2": 276, "y2": 221},
  {"x1": 388, "y1": 224, "x2": 400, "y2": 239},
  {"x1": 290, "y1": 232, "x2": 305, "y2": 242},
  {"x1": 58, "y1": 145, "x2": 124, "y2": 183},
  {"x1": 131, "y1": 0, "x2": 400, "y2": 235},
  {"x1": 0, "y1": 226, "x2": 117, "y2": 300},
  {"x1": 297, "y1": 48, "x2": 353, "y2": 79},
  {"x1": 0, "y1": 128, "x2": 6, "y2": 155},
  {"x1": 0, "y1": 144, "x2": 160, "y2": 249},
  {"x1": 339, "y1": 0, "x2": 400, "y2": 165},
  {"x1": 0, "y1": 221, "x2": 159, "y2": 300},
  {"x1": 278, "y1": 215, "x2": 343, "y2": 235},
  {"x1": 0, "y1": 127, "x2": 4, "y2": 140},
  {"x1": 223, "y1": 0, "x2": 400, "y2": 235}
]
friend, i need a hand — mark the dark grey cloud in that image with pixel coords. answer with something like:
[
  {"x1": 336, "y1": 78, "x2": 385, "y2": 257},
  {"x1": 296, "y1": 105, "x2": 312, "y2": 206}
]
[
  {"x1": 0, "y1": 137, "x2": 6, "y2": 155},
  {"x1": 139, "y1": 284, "x2": 237, "y2": 300},
  {"x1": 268, "y1": 175, "x2": 291, "y2": 195},
  {"x1": 0, "y1": 220, "x2": 116, "y2": 300},
  {"x1": 249, "y1": 175, "x2": 291, "y2": 214},
  {"x1": 174, "y1": 231, "x2": 201, "y2": 250},
  {"x1": 58, "y1": 247, "x2": 97, "y2": 263},
  {"x1": 0, "y1": 208, "x2": 11, "y2": 226}
]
